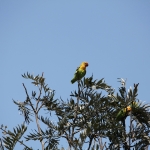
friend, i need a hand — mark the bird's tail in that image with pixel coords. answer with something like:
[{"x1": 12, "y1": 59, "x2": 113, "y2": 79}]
[{"x1": 71, "y1": 78, "x2": 76, "y2": 84}]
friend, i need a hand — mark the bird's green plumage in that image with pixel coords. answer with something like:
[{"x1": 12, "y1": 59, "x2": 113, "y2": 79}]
[
  {"x1": 71, "y1": 68, "x2": 86, "y2": 84},
  {"x1": 116, "y1": 108, "x2": 127, "y2": 121}
]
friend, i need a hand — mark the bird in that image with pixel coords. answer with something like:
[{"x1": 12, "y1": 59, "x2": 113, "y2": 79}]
[
  {"x1": 116, "y1": 106, "x2": 131, "y2": 121},
  {"x1": 71, "y1": 62, "x2": 89, "y2": 84}
]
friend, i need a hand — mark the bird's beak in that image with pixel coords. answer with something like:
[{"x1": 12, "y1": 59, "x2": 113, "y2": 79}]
[{"x1": 86, "y1": 63, "x2": 89, "y2": 67}]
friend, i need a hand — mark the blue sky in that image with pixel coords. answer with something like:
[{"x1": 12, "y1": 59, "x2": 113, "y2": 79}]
[{"x1": 0, "y1": 1, "x2": 150, "y2": 149}]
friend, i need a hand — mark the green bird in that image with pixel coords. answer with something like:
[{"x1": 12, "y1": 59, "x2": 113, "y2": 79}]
[
  {"x1": 116, "y1": 106, "x2": 131, "y2": 121},
  {"x1": 71, "y1": 62, "x2": 89, "y2": 84}
]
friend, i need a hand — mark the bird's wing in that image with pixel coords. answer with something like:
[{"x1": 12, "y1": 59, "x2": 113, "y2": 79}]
[{"x1": 74, "y1": 67, "x2": 79, "y2": 75}]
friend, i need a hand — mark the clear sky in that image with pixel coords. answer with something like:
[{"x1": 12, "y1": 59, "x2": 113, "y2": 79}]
[{"x1": 0, "y1": 1, "x2": 150, "y2": 149}]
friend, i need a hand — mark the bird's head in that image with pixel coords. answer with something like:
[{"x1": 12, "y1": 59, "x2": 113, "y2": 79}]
[
  {"x1": 126, "y1": 106, "x2": 131, "y2": 112},
  {"x1": 82, "y1": 62, "x2": 89, "y2": 67}
]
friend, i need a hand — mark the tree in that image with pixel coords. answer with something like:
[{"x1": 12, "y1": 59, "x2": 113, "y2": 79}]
[{"x1": 0, "y1": 72, "x2": 150, "y2": 150}]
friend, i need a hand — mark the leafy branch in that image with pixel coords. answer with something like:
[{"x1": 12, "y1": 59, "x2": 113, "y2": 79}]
[{"x1": 0, "y1": 124, "x2": 31, "y2": 150}]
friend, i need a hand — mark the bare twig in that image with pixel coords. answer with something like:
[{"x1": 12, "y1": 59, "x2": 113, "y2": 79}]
[
  {"x1": 99, "y1": 137, "x2": 104, "y2": 150},
  {"x1": 35, "y1": 113, "x2": 44, "y2": 150},
  {"x1": 37, "y1": 102, "x2": 44, "y2": 113},
  {"x1": 36, "y1": 72, "x2": 44, "y2": 111},
  {"x1": 129, "y1": 104, "x2": 133, "y2": 150},
  {"x1": 87, "y1": 134, "x2": 93, "y2": 150},
  {"x1": 22, "y1": 80, "x2": 45, "y2": 150},
  {"x1": 22, "y1": 83, "x2": 36, "y2": 114},
  {"x1": 34, "y1": 73, "x2": 45, "y2": 150}
]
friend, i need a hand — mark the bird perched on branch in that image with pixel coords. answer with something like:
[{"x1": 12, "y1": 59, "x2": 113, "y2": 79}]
[
  {"x1": 116, "y1": 106, "x2": 131, "y2": 121},
  {"x1": 71, "y1": 62, "x2": 89, "y2": 84}
]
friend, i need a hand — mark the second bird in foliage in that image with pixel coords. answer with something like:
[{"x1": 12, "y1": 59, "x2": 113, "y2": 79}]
[{"x1": 71, "y1": 62, "x2": 89, "y2": 84}]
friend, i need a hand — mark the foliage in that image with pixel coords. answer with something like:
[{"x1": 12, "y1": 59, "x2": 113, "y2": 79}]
[{"x1": 0, "y1": 72, "x2": 150, "y2": 150}]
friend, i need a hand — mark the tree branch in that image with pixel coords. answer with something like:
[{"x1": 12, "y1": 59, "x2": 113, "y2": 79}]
[{"x1": 0, "y1": 127, "x2": 32, "y2": 150}]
